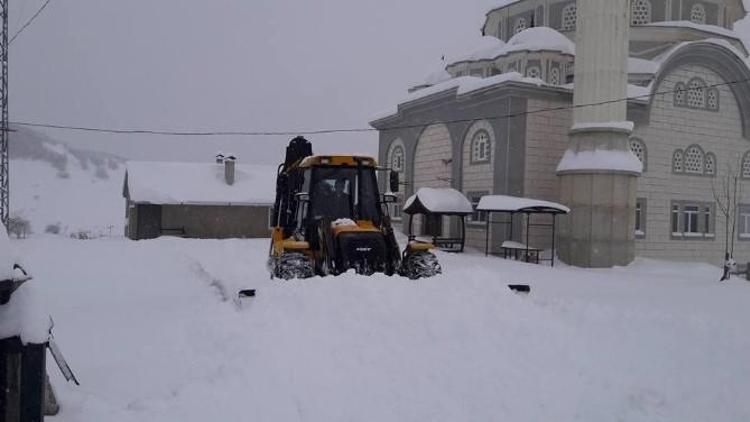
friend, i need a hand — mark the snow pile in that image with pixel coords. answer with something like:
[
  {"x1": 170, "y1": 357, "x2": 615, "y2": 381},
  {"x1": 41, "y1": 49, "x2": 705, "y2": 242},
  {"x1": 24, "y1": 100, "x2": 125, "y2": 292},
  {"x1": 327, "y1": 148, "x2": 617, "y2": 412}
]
[
  {"x1": 0, "y1": 227, "x2": 50, "y2": 344},
  {"x1": 15, "y1": 236, "x2": 750, "y2": 421},
  {"x1": 557, "y1": 148, "x2": 644, "y2": 174},
  {"x1": 477, "y1": 195, "x2": 570, "y2": 213},
  {"x1": 403, "y1": 188, "x2": 473, "y2": 215},
  {"x1": 422, "y1": 67, "x2": 452, "y2": 86},
  {"x1": 125, "y1": 161, "x2": 277, "y2": 205},
  {"x1": 331, "y1": 218, "x2": 357, "y2": 228},
  {"x1": 628, "y1": 57, "x2": 659, "y2": 74}
]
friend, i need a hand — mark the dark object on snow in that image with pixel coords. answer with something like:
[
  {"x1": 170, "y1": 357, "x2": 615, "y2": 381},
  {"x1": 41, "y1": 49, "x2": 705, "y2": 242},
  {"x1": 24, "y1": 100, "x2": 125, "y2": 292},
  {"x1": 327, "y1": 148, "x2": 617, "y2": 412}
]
[
  {"x1": 238, "y1": 289, "x2": 256, "y2": 298},
  {"x1": 0, "y1": 337, "x2": 48, "y2": 421},
  {"x1": 508, "y1": 284, "x2": 531, "y2": 294}
]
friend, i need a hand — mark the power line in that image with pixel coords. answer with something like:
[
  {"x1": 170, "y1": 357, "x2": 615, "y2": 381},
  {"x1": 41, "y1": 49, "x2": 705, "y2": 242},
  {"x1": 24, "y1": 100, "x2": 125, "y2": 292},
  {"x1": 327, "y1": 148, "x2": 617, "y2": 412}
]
[
  {"x1": 9, "y1": 0, "x2": 51, "y2": 45},
  {"x1": 10, "y1": 75, "x2": 750, "y2": 137}
]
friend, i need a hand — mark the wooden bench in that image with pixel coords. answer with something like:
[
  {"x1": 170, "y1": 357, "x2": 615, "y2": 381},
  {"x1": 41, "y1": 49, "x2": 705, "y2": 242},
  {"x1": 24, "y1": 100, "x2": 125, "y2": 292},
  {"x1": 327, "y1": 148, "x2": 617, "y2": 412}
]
[{"x1": 501, "y1": 241, "x2": 542, "y2": 264}]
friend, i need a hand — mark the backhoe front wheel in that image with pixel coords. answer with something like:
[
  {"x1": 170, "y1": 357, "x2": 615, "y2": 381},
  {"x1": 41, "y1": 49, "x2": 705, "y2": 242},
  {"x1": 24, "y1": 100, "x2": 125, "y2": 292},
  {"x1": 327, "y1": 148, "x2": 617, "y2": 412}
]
[
  {"x1": 271, "y1": 252, "x2": 315, "y2": 280},
  {"x1": 400, "y1": 251, "x2": 442, "y2": 280}
]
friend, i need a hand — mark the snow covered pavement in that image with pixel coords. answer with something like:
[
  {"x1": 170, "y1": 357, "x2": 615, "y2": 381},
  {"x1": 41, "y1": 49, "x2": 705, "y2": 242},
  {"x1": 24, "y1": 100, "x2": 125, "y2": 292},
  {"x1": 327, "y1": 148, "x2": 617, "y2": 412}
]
[{"x1": 13, "y1": 236, "x2": 750, "y2": 421}]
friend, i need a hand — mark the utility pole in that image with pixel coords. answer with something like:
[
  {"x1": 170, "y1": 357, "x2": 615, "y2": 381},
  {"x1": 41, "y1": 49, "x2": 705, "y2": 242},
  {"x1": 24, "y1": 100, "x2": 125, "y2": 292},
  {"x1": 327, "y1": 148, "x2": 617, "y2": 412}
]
[{"x1": 0, "y1": 0, "x2": 8, "y2": 228}]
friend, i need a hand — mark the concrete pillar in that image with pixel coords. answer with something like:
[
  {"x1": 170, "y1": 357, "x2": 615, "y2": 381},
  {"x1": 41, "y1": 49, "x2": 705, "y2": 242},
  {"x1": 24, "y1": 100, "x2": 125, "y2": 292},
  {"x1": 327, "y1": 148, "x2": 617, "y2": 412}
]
[{"x1": 556, "y1": 0, "x2": 642, "y2": 268}]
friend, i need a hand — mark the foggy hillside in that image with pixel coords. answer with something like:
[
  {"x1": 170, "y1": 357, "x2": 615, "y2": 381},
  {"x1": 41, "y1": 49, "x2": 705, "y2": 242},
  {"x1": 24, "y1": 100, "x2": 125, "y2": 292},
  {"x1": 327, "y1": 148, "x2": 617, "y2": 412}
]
[{"x1": 8, "y1": 126, "x2": 127, "y2": 237}]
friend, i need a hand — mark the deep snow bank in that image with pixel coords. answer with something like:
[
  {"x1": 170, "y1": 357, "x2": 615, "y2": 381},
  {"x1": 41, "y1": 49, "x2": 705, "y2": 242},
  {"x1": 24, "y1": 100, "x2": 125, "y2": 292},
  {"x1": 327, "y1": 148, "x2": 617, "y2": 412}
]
[{"x1": 13, "y1": 236, "x2": 750, "y2": 421}]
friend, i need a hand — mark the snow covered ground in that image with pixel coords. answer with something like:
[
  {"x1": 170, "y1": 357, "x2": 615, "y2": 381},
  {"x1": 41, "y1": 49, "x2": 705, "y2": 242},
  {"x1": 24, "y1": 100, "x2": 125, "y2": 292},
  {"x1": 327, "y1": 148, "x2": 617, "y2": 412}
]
[{"x1": 11, "y1": 235, "x2": 750, "y2": 421}]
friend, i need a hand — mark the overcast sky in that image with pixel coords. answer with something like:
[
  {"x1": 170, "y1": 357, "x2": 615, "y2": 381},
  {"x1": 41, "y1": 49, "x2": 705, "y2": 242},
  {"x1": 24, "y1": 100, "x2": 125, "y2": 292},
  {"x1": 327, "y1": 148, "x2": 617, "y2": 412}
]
[{"x1": 9, "y1": 0, "x2": 750, "y2": 164}]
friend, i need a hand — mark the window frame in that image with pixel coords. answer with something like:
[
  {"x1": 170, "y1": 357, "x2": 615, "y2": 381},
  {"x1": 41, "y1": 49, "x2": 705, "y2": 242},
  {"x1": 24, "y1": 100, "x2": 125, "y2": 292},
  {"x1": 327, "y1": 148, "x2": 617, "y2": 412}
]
[
  {"x1": 629, "y1": 138, "x2": 647, "y2": 172},
  {"x1": 561, "y1": 3, "x2": 577, "y2": 31},
  {"x1": 469, "y1": 129, "x2": 492, "y2": 164},
  {"x1": 690, "y1": 3, "x2": 706, "y2": 24},
  {"x1": 467, "y1": 191, "x2": 489, "y2": 225},
  {"x1": 635, "y1": 198, "x2": 647, "y2": 239},
  {"x1": 631, "y1": 0, "x2": 652, "y2": 25},
  {"x1": 738, "y1": 204, "x2": 750, "y2": 240},
  {"x1": 670, "y1": 200, "x2": 715, "y2": 240}
]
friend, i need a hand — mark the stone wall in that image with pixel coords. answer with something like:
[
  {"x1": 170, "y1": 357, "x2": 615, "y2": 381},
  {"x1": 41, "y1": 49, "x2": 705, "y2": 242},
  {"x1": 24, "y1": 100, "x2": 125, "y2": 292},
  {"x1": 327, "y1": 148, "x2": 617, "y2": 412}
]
[
  {"x1": 633, "y1": 63, "x2": 750, "y2": 265},
  {"x1": 413, "y1": 123, "x2": 453, "y2": 237}
]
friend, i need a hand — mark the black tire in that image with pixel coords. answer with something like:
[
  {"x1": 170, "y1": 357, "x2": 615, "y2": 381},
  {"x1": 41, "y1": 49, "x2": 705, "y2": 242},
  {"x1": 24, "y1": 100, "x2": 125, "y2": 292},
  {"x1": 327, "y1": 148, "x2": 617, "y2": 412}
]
[
  {"x1": 399, "y1": 251, "x2": 442, "y2": 280},
  {"x1": 272, "y1": 252, "x2": 315, "y2": 280}
]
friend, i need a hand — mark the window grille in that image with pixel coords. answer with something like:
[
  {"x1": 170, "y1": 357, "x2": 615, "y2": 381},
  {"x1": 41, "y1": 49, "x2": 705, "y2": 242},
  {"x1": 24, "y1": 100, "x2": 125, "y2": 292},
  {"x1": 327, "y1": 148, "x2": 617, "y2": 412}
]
[
  {"x1": 687, "y1": 78, "x2": 706, "y2": 108},
  {"x1": 549, "y1": 67, "x2": 560, "y2": 85},
  {"x1": 631, "y1": 0, "x2": 652, "y2": 25},
  {"x1": 514, "y1": 17, "x2": 527, "y2": 34},
  {"x1": 562, "y1": 4, "x2": 577, "y2": 31},
  {"x1": 674, "y1": 82, "x2": 686, "y2": 106},
  {"x1": 673, "y1": 150, "x2": 684, "y2": 173},
  {"x1": 526, "y1": 66, "x2": 541, "y2": 79},
  {"x1": 690, "y1": 4, "x2": 706, "y2": 24},
  {"x1": 707, "y1": 88, "x2": 719, "y2": 110},
  {"x1": 684, "y1": 146, "x2": 704, "y2": 174},
  {"x1": 705, "y1": 153, "x2": 715, "y2": 176}
]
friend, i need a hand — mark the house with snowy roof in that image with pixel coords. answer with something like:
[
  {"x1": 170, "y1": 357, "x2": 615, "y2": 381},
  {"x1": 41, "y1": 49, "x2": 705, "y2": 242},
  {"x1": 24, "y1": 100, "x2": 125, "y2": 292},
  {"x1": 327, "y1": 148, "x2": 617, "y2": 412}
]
[
  {"x1": 371, "y1": 0, "x2": 750, "y2": 267},
  {"x1": 122, "y1": 157, "x2": 277, "y2": 240}
]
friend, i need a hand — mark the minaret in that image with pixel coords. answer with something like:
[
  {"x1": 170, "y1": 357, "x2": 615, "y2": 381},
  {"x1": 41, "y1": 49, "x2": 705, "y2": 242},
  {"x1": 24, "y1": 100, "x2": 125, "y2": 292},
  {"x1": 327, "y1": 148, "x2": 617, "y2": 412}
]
[{"x1": 556, "y1": 0, "x2": 642, "y2": 268}]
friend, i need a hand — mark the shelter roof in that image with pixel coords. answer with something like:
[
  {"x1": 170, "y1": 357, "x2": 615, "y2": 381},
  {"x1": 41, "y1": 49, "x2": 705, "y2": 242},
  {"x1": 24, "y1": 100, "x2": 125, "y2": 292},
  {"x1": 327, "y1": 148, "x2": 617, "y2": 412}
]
[
  {"x1": 403, "y1": 188, "x2": 473, "y2": 215},
  {"x1": 477, "y1": 195, "x2": 570, "y2": 214}
]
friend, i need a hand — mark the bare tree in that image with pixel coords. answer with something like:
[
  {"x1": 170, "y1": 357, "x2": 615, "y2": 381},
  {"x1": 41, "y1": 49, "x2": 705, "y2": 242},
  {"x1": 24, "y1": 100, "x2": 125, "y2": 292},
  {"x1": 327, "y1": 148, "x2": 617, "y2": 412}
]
[{"x1": 712, "y1": 156, "x2": 742, "y2": 281}]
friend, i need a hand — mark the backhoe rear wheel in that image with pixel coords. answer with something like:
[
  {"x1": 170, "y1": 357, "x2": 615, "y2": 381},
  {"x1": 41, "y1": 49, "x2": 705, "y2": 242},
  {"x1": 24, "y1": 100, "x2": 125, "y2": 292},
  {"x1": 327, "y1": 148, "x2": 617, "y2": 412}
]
[{"x1": 400, "y1": 251, "x2": 442, "y2": 280}]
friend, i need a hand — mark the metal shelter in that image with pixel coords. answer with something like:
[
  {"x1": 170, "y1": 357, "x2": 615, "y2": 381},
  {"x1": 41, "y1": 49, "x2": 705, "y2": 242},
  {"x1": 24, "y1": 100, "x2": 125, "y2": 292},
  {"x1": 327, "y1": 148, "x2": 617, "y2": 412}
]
[
  {"x1": 403, "y1": 188, "x2": 473, "y2": 252},
  {"x1": 477, "y1": 195, "x2": 570, "y2": 266}
]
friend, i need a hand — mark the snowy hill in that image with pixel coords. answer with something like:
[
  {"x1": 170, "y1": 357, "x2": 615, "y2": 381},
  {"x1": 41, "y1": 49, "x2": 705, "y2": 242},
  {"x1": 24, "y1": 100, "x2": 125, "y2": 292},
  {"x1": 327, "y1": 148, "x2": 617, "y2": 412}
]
[{"x1": 9, "y1": 127, "x2": 126, "y2": 237}]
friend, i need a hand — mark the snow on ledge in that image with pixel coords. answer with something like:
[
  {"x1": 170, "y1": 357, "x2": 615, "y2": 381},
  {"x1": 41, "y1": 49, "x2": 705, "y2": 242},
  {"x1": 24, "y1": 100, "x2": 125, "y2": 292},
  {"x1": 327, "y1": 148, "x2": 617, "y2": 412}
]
[
  {"x1": 644, "y1": 21, "x2": 740, "y2": 40},
  {"x1": 556, "y1": 149, "x2": 643, "y2": 174},
  {"x1": 571, "y1": 121, "x2": 635, "y2": 133}
]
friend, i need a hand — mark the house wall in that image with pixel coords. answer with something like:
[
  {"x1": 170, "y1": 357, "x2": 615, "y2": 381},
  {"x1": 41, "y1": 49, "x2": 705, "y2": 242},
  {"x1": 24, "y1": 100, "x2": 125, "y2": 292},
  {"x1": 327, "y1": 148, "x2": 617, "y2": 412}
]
[{"x1": 125, "y1": 203, "x2": 272, "y2": 240}]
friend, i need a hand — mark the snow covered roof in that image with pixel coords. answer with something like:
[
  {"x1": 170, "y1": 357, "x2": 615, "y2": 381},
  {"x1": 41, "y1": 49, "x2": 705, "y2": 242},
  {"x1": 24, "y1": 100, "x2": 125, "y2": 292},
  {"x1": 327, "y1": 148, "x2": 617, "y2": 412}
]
[
  {"x1": 403, "y1": 188, "x2": 473, "y2": 215},
  {"x1": 124, "y1": 161, "x2": 277, "y2": 206},
  {"x1": 452, "y1": 36, "x2": 507, "y2": 63},
  {"x1": 477, "y1": 195, "x2": 570, "y2": 214},
  {"x1": 423, "y1": 68, "x2": 452, "y2": 86},
  {"x1": 556, "y1": 149, "x2": 643, "y2": 174},
  {"x1": 504, "y1": 27, "x2": 575, "y2": 55},
  {"x1": 628, "y1": 58, "x2": 659, "y2": 75}
]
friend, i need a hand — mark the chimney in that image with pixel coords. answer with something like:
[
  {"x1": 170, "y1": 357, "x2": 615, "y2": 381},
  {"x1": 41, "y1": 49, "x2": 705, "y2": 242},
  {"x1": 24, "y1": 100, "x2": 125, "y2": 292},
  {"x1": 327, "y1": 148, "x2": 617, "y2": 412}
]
[
  {"x1": 215, "y1": 151, "x2": 225, "y2": 164},
  {"x1": 224, "y1": 154, "x2": 236, "y2": 185}
]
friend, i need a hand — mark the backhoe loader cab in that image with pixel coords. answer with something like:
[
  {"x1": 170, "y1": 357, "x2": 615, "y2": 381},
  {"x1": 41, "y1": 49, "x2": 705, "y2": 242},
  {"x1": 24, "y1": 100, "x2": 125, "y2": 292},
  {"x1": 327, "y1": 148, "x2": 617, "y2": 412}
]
[{"x1": 268, "y1": 136, "x2": 441, "y2": 280}]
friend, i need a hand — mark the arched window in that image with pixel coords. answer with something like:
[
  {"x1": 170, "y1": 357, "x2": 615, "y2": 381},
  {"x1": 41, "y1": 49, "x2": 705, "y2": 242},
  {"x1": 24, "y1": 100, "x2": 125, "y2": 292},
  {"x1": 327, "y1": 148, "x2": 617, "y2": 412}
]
[
  {"x1": 549, "y1": 67, "x2": 561, "y2": 85},
  {"x1": 674, "y1": 82, "x2": 687, "y2": 106},
  {"x1": 630, "y1": 138, "x2": 647, "y2": 171},
  {"x1": 690, "y1": 4, "x2": 706, "y2": 24},
  {"x1": 631, "y1": 0, "x2": 652, "y2": 25},
  {"x1": 471, "y1": 130, "x2": 491, "y2": 163},
  {"x1": 526, "y1": 65, "x2": 541, "y2": 79},
  {"x1": 707, "y1": 88, "x2": 719, "y2": 111},
  {"x1": 673, "y1": 150, "x2": 684, "y2": 173},
  {"x1": 514, "y1": 17, "x2": 527, "y2": 34},
  {"x1": 562, "y1": 4, "x2": 577, "y2": 31},
  {"x1": 684, "y1": 145, "x2": 705, "y2": 174},
  {"x1": 705, "y1": 152, "x2": 716, "y2": 176},
  {"x1": 742, "y1": 152, "x2": 750, "y2": 179},
  {"x1": 390, "y1": 145, "x2": 404, "y2": 172},
  {"x1": 687, "y1": 78, "x2": 706, "y2": 109}
]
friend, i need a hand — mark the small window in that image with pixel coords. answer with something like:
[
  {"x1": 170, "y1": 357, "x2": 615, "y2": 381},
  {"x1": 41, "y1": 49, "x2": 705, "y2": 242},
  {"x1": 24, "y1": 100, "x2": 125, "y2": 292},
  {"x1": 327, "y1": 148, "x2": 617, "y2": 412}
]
[
  {"x1": 526, "y1": 66, "x2": 541, "y2": 79},
  {"x1": 549, "y1": 67, "x2": 561, "y2": 85},
  {"x1": 562, "y1": 3, "x2": 577, "y2": 31},
  {"x1": 742, "y1": 151, "x2": 750, "y2": 179},
  {"x1": 674, "y1": 82, "x2": 686, "y2": 106},
  {"x1": 671, "y1": 202, "x2": 714, "y2": 239},
  {"x1": 514, "y1": 17, "x2": 528, "y2": 34},
  {"x1": 707, "y1": 88, "x2": 719, "y2": 111},
  {"x1": 390, "y1": 145, "x2": 404, "y2": 172},
  {"x1": 635, "y1": 198, "x2": 647, "y2": 238},
  {"x1": 690, "y1": 3, "x2": 706, "y2": 24},
  {"x1": 468, "y1": 191, "x2": 489, "y2": 224},
  {"x1": 631, "y1": 0, "x2": 652, "y2": 25},
  {"x1": 471, "y1": 130, "x2": 491, "y2": 163},
  {"x1": 687, "y1": 78, "x2": 706, "y2": 108},
  {"x1": 630, "y1": 138, "x2": 647, "y2": 171},
  {"x1": 391, "y1": 199, "x2": 402, "y2": 221},
  {"x1": 673, "y1": 150, "x2": 684, "y2": 173},
  {"x1": 705, "y1": 153, "x2": 716, "y2": 176},
  {"x1": 739, "y1": 206, "x2": 750, "y2": 239},
  {"x1": 684, "y1": 146, "x2": 704, "y2": 174}
]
